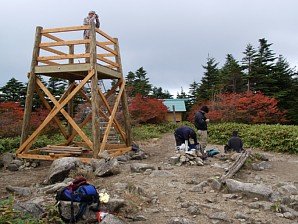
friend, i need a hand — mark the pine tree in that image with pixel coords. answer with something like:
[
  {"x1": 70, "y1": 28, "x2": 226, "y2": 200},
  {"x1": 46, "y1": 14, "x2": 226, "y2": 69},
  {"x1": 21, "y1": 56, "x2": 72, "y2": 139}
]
[
  {"x1": 219, "y1": 54, "x2": 245, "y2": 93},
  {"x1": 241, "y1": 43, "x2": 257, "y2": 91},
  {"x1": 270, "y1": 55, "x2": 298, "y2": 123},
  {"x1": 188, "y1": 81, "x2": 200, "y2": 105},
  {"x1": 0, "y1": 78, "x2": 26, "y2": 104},
  {"x1": 198, "y1": 57, "x2": 220, "y2": 101},
  {"x1": 125, "y1": 67, "x2": 152, "y2": 97},
  {"x1": 151, "y1": 86, "x2": 173, "y2": 99},
  {"x1": 251, "y1": 38, "x2": 277, "y2": 94}
]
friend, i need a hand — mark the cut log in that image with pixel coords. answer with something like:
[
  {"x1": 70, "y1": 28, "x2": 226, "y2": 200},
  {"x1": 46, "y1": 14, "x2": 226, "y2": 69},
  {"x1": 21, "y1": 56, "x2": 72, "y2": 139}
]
[{"x1": 220, "y1": 150, "x2": 251, "y2": 184}]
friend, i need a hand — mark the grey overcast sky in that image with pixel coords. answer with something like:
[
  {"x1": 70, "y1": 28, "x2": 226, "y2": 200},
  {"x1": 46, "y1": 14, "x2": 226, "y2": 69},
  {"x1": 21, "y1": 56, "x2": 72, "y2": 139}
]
[{"x1": 1, "y1": 0, "x2": 298, "y2": 96}]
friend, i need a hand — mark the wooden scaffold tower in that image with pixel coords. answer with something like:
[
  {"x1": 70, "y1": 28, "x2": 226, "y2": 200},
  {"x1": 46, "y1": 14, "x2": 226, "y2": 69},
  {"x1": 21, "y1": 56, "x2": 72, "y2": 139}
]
[{"x1": 16, "y1": 23, "x2": 132, "y2": 162}]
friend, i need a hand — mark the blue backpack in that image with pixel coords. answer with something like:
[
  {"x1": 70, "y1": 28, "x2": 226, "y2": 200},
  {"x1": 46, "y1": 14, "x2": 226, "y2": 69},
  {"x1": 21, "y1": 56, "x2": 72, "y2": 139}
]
[{"x1": 56, "y1": 177, "x2": 99, "y2": 223}]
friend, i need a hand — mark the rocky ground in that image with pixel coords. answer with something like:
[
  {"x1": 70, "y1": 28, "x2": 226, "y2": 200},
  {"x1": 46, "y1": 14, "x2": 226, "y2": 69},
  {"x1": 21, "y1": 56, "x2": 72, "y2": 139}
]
[{"x1": 1, "y1": 133, "x2": 298, "y2": 224}]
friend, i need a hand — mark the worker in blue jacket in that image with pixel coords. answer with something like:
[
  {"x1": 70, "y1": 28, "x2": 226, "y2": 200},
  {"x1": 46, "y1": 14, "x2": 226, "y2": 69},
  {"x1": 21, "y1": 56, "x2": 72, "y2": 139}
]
[{"x1": 174, "y1": 126, "x2": 197, "y2": 150}]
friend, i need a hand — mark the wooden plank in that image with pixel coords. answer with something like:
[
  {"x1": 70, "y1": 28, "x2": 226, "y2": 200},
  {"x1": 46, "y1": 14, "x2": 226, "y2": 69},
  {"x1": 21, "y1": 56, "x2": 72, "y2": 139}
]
[
  {"x1": 35, "y1": 64, "x2": 91, "y2": 73},
  {"x1": 46, "y1": 145, "x2": 83, "y2": 150},
  {"x1": 95, "y1": 28, "x2": 117, "y2": 44},
  {"x1": 40, "y1": 46, "x2": 67, "y2": 55},
  {"x1": 42, "y1": 25, "x2": 89, "y2": 33},
  {"x1": 96, "y1": 64, "x2": 122, "y2": 79},
  {"x1": 96, "y1": 42, "x2": 117, "y2": 55},
  {"x1": 38, "y1": 53, "x2": 89, "y2": 61},
  {"x1": 106, "y1": 147, "x2": 131, "y2": 152},
  {"x1": 99, "y1": 41, "x2": 114, "y2": 45},
  {"x1": 39, "y1": 60, "x2": 60, "y2": 65},
  {"x1": 42, "y1": 33, "x2": 64, "y2": 42},
  {"x1": 40, "y1": 149, "x2": 82, "y2": 155},
  {"x1": 98, "y1": 53, "x2": 114, "y2": 57},
  {"x1": 97, "y1": 55, "x2": 119, "y2": 68},
  {"x1": 40, "y1": 39, "x2": 89, "y2": 47},
  {"x1": 105, "y1": 144, "x2": 127, "y2": 148}
]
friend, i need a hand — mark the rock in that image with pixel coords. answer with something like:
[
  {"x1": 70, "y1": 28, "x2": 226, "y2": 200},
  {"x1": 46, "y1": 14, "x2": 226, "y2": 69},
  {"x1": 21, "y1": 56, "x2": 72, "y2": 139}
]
[
  {"x1": 130, "y1": 163, "x2": 155, "y2": 173},
  {"x1": 116, "y1": 155, "x2": 128, "y2": 162},
  {"x1": 248, "y1": 201, "x2": 272, "y2": 210},
  {"x1": 280, "y1": 184, "x2": 298, "y2": 195},
  {"x1": 7, "y1": 163, "x2": 19, "y2": 171},
  {"x1": 46, "y1": 157, "x2": 82, "y2": 184},
  {"x1": 234, "y1": 211, "x2": 249, "y2": 220},
  {"x1": 209, "y1": 178, "x2": 222, "y2": 191},
  {"x1": 130, "y1": 150, "x2": 146, "y2": 160},
  {"x1": 14, "y1": 201, "x2": 45, "y2": 218},
  {"x1": 208, "y1": 211, "x2": 229, "y2": 222},
  {"x1": 187, "y1": 205, "x2": 201, "y2": 215},
  {"x1": 95, "y1": 158, "x2": 120, "y2": 177},
  {"x1": 225, "y1": 179, "x2": 273, "y2": 199},
  {"x1": 252, "y1": 161, "x2": 272, "y2": 171},
  {"x1": 99, "y1": 198, "x2": 127, "y2": 213},
  {"x1": 168, "y1": 217, "x2": 195, "y2": 224},
  {"x1": 6, "y1": 185, "x2": 32, "y2": 196},
  {"x1": 90, "y1": 158, "x2": 106, "y2": 171},
  {"x1": 169, "y1": 156, "x2": 180, "y2": 165},
  {"x1": 11, "y1": 159, "x2": 24, "y2": 167},
  {"x1": 1, "y1": 152, "x2": 14, "y2": 168},
  {"x1": 133, "y1": 215, "x2": 147, "y2": 221},
  {"x1": 283, "y1": 211, "x2": 296, "y2": 220},
  {"x1": 38, "y1": 182, "x2": 67, "y2": 194}
]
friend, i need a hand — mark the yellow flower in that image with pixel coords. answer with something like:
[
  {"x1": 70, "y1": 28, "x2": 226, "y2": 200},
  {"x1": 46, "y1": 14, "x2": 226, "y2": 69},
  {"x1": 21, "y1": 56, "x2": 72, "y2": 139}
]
[{"x1": 99, "y1": 192, "x2": 110, "y2": 203}]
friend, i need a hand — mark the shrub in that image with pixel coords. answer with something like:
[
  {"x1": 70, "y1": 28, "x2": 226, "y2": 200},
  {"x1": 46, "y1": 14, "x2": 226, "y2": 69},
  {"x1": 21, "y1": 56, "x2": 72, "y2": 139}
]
[{"x1": 128, "y1": 94, "x2": 168, "y2": 125}]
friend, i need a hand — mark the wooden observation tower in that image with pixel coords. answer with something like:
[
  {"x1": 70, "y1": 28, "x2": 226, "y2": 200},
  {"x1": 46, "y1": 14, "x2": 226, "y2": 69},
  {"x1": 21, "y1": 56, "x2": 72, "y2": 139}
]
[{"x1": 16, "y1": 23, "x2": 132, "y2": 162}]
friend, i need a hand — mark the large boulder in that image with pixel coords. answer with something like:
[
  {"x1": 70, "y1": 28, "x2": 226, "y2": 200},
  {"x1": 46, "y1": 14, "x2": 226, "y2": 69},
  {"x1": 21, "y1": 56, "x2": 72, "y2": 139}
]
[
  {"x1": 45, "y1": 157, "x2": 83, "y2": 184},
  {"x1": 226, "y1": 179, "x2": 273, "y2": 199},
  {"x1": 94, "y1": 158, "x2": 120, "y2": 177}
]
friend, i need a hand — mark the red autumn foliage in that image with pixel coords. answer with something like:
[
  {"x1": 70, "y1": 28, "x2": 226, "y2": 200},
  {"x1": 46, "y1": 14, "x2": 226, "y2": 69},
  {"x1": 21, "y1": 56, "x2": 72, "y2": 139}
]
[
  {"x1": 188, "y1": 91, "x2": 288, "y2": 124},
  {"x1": 128, "y1": 94, "x2": 168, "y2": 124},
  {"x1": 0, "y1": 102, "x2": 55, "y2": 138}
]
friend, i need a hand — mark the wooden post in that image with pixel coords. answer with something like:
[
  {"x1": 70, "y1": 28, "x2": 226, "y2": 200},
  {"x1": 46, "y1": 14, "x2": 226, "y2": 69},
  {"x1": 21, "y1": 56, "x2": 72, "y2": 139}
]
[
  {"x1": 90, "y1": 22, "x2": 101, "y2": 158},
  {"x1": 67, "y1": 45, "x2": 74, "y2": 138},
  {"x1": 114, "y1": 38, "x2": 132, "y2": 146},
  {"x1": 20, "y1": 26, "x2": 43, "y2": 145},
  {"x1": 172, "y1": 105, "x2": 177, "y2": 125}
]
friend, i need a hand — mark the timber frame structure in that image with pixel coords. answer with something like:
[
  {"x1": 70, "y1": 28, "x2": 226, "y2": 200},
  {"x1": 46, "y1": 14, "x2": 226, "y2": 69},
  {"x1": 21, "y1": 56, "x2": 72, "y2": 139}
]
[{"x1": 16, "y1": 23, "x2": 132, "y2": 162}]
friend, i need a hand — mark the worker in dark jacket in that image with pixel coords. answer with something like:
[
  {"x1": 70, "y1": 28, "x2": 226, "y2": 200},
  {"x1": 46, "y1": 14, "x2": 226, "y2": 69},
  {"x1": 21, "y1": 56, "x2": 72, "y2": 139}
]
[
  {"x1": 194, "y1": 106, "x2": 210, "y2": 152},
  {"x1": 174, "y1": 126, "x2": 197, "y2": 150},
  {"x1": 224, "y1": 130, "x2": 244, "y2": 153}
]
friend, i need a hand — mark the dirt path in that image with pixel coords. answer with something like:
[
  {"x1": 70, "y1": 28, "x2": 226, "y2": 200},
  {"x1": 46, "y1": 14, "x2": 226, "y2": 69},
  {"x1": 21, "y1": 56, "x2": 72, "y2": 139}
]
[{"x1": 1, "y1": 134, "x2": 298, "y2": 223}]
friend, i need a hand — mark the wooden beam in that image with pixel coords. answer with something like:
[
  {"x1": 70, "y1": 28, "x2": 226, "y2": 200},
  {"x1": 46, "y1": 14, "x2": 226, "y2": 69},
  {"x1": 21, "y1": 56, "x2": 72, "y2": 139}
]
[
  {"x1": 40, "y1": 39, "x2": 89, "y2": 47},
  {"x1": 38, "y1": 53, "x2": 89, "y2": 61},
  {"x1": 40, "y1": 46, "x2": 67, "y2": 55},
  {"x1": 39, "y1": 60, "x2": 60, "y2": 65},
  {"x1": 96, "y1": 42, "x2": 117, "y2": 55},
  {"x1": 20, "y1": 26, "x2": 42, "y2": 146},
  {"x1": 90, "y1": 22, "x2": 101, "y2": 159},
  {"x1": 42, "y1": 33, "x2": 64, "y2": 42},
  {"x1": 97, "y1": 55, "x2": 119, "y2": 68},
  {"x1": 41, "y1": 25, "x2": 89, "y2": 33},
  {"x1": 95, "y1": 28, "x2": 117, "y2": 44}
]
